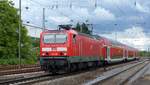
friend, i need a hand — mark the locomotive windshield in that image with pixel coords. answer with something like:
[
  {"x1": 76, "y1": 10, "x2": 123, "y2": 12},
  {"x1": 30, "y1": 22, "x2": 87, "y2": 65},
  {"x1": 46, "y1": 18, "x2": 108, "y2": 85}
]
[{"x1": 43, "y1": 34, "x2": 67, "y2": 43}]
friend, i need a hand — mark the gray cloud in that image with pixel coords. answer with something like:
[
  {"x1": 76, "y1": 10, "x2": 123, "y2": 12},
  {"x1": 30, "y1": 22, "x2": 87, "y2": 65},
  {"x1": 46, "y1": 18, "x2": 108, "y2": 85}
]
[{"x1": 12, "y1": 0, "x2": 150, "y2": 50}]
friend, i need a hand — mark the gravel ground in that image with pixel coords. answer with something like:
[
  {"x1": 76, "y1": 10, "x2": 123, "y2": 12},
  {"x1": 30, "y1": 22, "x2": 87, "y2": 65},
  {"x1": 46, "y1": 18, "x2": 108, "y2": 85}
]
[
  {"x1": 32, "y1": 68, "x2": 104, "y2": 85},
  {"x1": 132, "y1": 75, "x2": 150, "y2": 85},
  {"x1": 97, "y1": 62, "x2": 147, "y2": 85},
  {"x1": 32, "y1": 61, "x2": 140, "y2": 85},
  {"x1": 132, "y1": 63, "x2": 150, "y2": 85}
]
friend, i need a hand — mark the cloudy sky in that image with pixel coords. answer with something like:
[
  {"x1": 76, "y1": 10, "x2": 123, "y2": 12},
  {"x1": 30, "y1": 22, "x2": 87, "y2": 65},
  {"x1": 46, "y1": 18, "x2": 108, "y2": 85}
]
[{"x1": 12, "y1": 0, "x2": 150, "y2": 51}]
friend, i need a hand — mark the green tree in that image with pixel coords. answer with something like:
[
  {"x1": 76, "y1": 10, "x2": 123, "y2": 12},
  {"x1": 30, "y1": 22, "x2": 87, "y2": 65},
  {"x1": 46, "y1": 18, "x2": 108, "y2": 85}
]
[
  {"x1": 81, "y1": 23, "x2": 91, "y2": 34},
  {"x1": 31, "y1": 37, "x2": 40, "y2": 57},
  {"x1": 75, "y1": 22, "x2": 91, "y2": 35},
  {"x1": 31, "y1": 37, "x2": 40, "y2": 48},
  {"x1": 75, "y1": 22, "x2": 81, "y2": 32},
  {"x1": 139, "y1": 51, "x2": 150, "y2": 57},
  {"x1": 0, "y1": 0, "x2": 36, "y2": 64}
]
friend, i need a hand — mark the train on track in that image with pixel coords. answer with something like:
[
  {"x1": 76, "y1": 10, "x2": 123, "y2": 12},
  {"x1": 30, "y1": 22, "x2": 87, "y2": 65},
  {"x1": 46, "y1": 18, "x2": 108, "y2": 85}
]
[{"x1": 40, "y1": 25, "x2": 139, "y2": 73}]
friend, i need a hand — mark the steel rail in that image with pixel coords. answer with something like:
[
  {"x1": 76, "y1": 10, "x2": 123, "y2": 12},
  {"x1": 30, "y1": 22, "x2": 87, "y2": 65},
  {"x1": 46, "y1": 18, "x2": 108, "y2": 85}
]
[
  {"x1": 0, "y1": 60, "x2": 143, "y2": 85},
  {"x1": 0, "y1": 73, "x2": 50, "y2": 85},
  {"x1": 120, "y1": 62, "x2": 150, "y2": 85},
  {"x1": 83, "y1": 60, "x2": 148, "y2": 85}
]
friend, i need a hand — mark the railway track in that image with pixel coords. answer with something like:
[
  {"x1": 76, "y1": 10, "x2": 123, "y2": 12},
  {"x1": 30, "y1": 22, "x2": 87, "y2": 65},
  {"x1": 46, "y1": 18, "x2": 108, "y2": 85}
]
[
  {"x1": 84, "y1": 60, "x2": 149, "y2": 85},
  {"x1": 0, "y1": 65, "x2": 41, "y2": 76},
  {"x1": 0, "y1": 64, "x2": 39, "y2": 71},
  {"x1": 0, "y1": 73, "x2": 51, "y2": 85},
  {"x1": 0, "y1": 70, "x2": 82, "y2": 85},
  {"x1": 0, "y1": 60, "x2": 142, "y2": 85}
]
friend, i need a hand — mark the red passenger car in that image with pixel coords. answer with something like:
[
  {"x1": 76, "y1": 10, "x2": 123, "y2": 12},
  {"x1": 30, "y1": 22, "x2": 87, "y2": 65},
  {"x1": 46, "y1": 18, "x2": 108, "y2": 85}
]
[{"x1": 100, "y1": 39, "x2": 137, "y2": 63}]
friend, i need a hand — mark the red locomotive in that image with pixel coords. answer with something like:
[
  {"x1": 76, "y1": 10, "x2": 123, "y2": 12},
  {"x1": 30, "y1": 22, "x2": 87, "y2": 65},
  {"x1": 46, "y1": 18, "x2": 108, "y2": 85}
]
[{"x1": 40, "y1": 26, "x2": 139, "y2": 73}]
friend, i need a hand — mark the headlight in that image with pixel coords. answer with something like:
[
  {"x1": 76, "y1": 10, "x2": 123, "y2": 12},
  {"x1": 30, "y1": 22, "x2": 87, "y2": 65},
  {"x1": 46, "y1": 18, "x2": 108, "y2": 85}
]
[
  {"x1": 57, "y1": 47, "x2": 67, "y2": 51},
  {"x1": 42, "y1": 48, "x2": 52, "y2": 51}
]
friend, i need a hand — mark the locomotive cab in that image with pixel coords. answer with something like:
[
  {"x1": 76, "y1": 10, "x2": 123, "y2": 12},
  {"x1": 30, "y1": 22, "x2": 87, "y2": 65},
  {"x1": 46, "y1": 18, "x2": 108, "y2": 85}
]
[
  {"x1": 40, "y1": 30, "x2": 71, "y2": 73},
  {"x1": 41, "y1": 32, "x2": 68, "y2": 57}
]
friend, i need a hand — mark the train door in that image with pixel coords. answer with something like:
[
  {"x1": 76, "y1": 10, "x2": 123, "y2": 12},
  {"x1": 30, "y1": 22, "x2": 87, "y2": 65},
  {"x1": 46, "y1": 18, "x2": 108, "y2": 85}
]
[
  {"x1": 125, "y1": 50, "x2": 127, "y2": 58},
  {"x1": 125, "y1": 50, "x2": 126, "y2": 58},
  {"x1": 106, "y1": 46, "x2": 111, "y2": 61},
  {"x1": 123, "y1": 49, "x2": 125, "y2": 59},
  {"x1": 79, "y1": 39, "x2": 82, "y2": 57},
  {"x1": 126, "y1": 50, "x2": 128, "y2": 58},
  {"x1": 72, "y1": 34, "x2": 76, "y2": 56}
]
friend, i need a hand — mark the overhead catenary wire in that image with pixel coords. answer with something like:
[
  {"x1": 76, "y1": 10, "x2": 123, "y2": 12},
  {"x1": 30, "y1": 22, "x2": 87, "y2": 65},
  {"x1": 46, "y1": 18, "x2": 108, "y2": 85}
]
[
  {"x1": 30, "y1": 0, "x2": 49, "y2": 8},
  {"x1": 111, "y1": 0, "x2": 127, "y2": 16},
  {"x1": 29, "y1": 0, "x2": 92, "y2": 29},
  {"x1": 24, "y1": 0, "x2": 71, "y2": 29},
  {"x1": 22, "y1": 0, "x2": 103, "y2": 26},
  {"x1": 30, "y1": 0, "x2": 90, "y2": 17},
  {"x1": 30, "y1": 0, "x2": 73, "y2": 22}
]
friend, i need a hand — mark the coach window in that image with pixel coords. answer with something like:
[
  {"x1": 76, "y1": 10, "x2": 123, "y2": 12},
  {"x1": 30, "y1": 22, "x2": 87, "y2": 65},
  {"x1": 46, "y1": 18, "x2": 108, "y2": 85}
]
[{"x1": 73, "y1": 34, "x2": 76, "y2": 43}]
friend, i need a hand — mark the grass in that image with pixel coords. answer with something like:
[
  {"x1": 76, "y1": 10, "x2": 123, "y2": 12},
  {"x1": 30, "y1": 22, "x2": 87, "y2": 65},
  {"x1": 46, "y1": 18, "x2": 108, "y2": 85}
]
[{"x1": 0, "y1": 57, "x2": 37, "y2": 65}]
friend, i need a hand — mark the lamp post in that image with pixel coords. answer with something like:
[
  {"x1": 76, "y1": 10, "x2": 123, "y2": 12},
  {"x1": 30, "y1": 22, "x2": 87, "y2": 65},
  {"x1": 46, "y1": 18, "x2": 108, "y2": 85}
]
[{"x1": 42, "y1": 8, "x2": 45, "y2": 31}]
